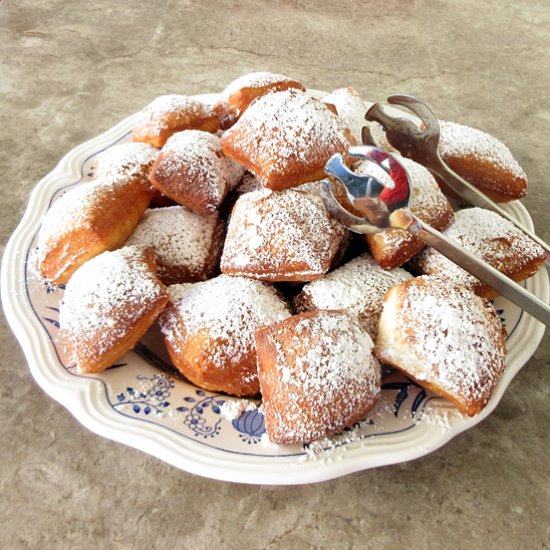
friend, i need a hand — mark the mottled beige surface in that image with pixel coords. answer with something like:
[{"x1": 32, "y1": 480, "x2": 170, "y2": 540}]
[{"x1": 1, "y1": 0, "x2": 549, "y2": 548}]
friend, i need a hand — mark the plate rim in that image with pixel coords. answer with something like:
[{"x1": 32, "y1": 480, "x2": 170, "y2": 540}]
[{"x1": 2, "y1": 91, "x2": 548, "y2": 485}]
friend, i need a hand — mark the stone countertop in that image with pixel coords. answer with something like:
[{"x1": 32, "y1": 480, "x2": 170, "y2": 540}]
[{"x1": 1, "y1": 1, "x2": 549, "y2": 547}]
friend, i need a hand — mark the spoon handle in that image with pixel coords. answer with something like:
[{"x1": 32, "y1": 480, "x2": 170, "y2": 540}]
[
  {"x1": 409, "y1": 217, "x2": 550, "y2": 327},
  {"x1": 429, "y1": 155, "x2": 550, "y2": 265}
]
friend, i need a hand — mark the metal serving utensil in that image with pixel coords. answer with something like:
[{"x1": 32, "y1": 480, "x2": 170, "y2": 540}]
[
  {"x1": 362, "y1": 94, "x2": 550, "y2": 265},
  {"x1": 320, "y1": 146, "x2": 550, "y2": 327}
]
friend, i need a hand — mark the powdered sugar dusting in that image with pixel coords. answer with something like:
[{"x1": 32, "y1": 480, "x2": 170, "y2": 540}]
[
  {"x1": 153, "y1": 130, "x2": 243, "y2": 208},
  {"x1": 260, "y1": 311, "x2": 381, "y2": 443},
  {"x1": 412, "y1": 207, "x2": 545, "y2": 291},
  {"x1": 37, "y1": 176, "x2": 131, "y2": 263},
  {"x1": 59, "y1": 246, "x2": 166, "y2": 361},
  {"x1": 161, "y1": 275, "x2": 291, "y2": 371},
  {"x1": 294, "y1": 253, "x2": 412, "y2": 337},
  {"x1": 221, "y1": 89, "x2": 353, "y2": 186},
  {"x1": 439, "y1": 120, "x2": 526, "y2": 180},
  {"x1": 222, "y1": 71, "x2": 300, "y2": 99},
  {"x1": 221, "y1": 188, "x2": 346, "y2": 281},
  {"x1": 126, "y1": 206, "x2": 223, "y2": 284},
  {"x1": 134, "y1": 95, "x2": 214, "y2": 137},
  {"x1": 322, "y1": 87, "x2": 366, "y2": 142},
  {"x1": 376, "y1": 276, "x2": 506, "y2": 412},
  {"x1": 93, "y1": 142, "x2": 158, "y2": 180}
]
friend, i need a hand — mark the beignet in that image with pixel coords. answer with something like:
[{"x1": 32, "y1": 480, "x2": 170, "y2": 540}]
[
  {"x1": 322, "y1": 87, "x2": 366, "y2": 143},
  {"x1": 375, "y1": 276, "x2": 507, "y2": 416},
  {"x1": 149, "y1": 130, "x2": 244, "y2": 215},
  {"x1": 92, "y1": 142, "x2": 158, "y2": 181},
  {"x1": 126, "y1": 206, "x2": 225, "y2": 285},
  {"x1": 59, "y1": 246, "x2": 168, "y2": 374},
  {"x1": 37, "y1": 175, "x2": 153, "y2": 285},
  {"x1": 158, "y1": 275, "x2": 291, "y2": 396},
  {"x1": 438, "y1": 120, "x2": 528, "y2": 202},
  {"x1": 214, "y1": 71, "x2": 305, "y2": 129},
  {"x1": 356, "y1": 157, "x2": 454, "y2": 269},
  {"x1": 409, "y1": 207, "x2": 546, "y2": 299},
  {"x1": 220, "y1": 188, "x2": 347, "y2": 282},
  {"x1": 294, "y1": 253, "x2": 412, "y2": 338},
  {"x1": 221, "y1": 89, "x2": 355, "y2": 191},
  {"x1": 132, "y1": 95, "x2": 219, "y2": 148},
  {"x1": 255, "y1": 310, "x2": 381, "y2": 444}
]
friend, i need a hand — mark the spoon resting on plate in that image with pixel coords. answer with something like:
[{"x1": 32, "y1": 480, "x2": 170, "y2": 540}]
[{"x1": 320, "y1": 146, "x2": 550, "y2": 327}]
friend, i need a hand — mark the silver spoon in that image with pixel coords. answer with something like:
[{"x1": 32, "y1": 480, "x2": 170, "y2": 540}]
[
  {"x1": 362, "y1": 94, "x2": 550, "y2": 266},
  {"x1": 321, "y1": 146, "x2": 550, "y2": 327}
]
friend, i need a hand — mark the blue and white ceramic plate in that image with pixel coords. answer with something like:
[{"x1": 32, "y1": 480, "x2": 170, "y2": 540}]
[{"x1": 2, "y1": 93, "x2": 548, "y2": 485}]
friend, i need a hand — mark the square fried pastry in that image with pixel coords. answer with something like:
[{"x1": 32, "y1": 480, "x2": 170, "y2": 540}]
[
  {"x1": 214, "y1": 71, "x2": 305, "y2": 129},
  {"x1": 355, "y1": 156, "x2": 454, "y2": 269},
  {"x1": 158, "y1": 275, "x2": 291, "y2": 396},
  {"x1": 438, "y1": 120, "x2": 528, "y2": 202},
  {"x1": 294, "y1": 253, "x2": 412, "y2": 338},
  {"x1": 126, "y1": 205, "x2": 225, "y2": 285},
  {"x1": 409, "y1": 207, "x2": 546, "y2": 299},
  {"x1": 149, "y1": 130, "x2": 244, "y2": 215},
  {"x1": 376, "y1": 276, "x2": 507, "y2": 416},
  {"x1": 37, "y1": 174, "x2": 154, "y2": 285},
  {"x1": 322, "y1": 87, "x2": 366, "y2": 143},
  {"x1": 92, "y1": 142, "x2": 158, "y2": 181},
  {"x1": 59, "y1": 246, "x2": 168, "y2": 374},
  {"x1": 255, "y1": 310, "x2": 381, "y2": 444},
  {"x1": 220, "y1": 188, "x2": 347, "y2": 282},
  {"x1": 221, "y1": 89, "x2": 355, "y2": 191},
  {"x1": 132, "y1": 94, "x2": 219, "y2": 148}
]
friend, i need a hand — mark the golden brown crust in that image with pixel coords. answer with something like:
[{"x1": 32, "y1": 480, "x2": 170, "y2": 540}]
[
  {"x1": 215, "y1": 73, "x2": 305, "y2": 129},
  {"x1": 375, "y1": 277, "x2": 507, "y2": 416},
  {"x1": 409, "y1": 207, "x2": 546, "y2": 299},
  {"x1": 158, "y1": 276, "x2": 291, "y2": 397},
  {"x1": 220, "y1": 189, "x2": 347, "y2": 282},
  {"x1": 256, "y1": 310, "x2": 381, "y2": 444},
  {"x1": 60, "y1": 247, "x2": 169, "y2": 374},
  {"x1": 438, "y1": 120, "x2": 528, "y2": 203},
  {"x1": 220, "y1": 90, "x2": 355, "y2": 191},
  {"x1": 38, "y1": 175, "x2": 153, "y2": 285},
  {"x1": 149, "y1": 130, "x2": 242, "y2": 215},
  {"x1": 132, "y1": 95, "x2": 219, "y2": 148}
]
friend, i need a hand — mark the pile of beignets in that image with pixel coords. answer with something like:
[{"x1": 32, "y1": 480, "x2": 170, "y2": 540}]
[{"x1": 36, "y1": 71, "x2": 546, "y2": 445}]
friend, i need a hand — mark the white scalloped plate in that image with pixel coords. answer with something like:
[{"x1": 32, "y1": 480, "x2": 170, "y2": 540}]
[{"x1": 2, "y1": 92, "x2": 548, "y2": 485}]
